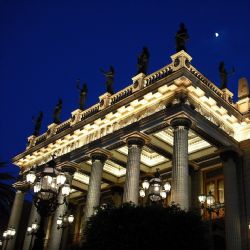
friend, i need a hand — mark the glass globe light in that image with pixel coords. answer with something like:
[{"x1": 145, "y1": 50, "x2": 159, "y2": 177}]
[
  {"x1": 68, "y1": 215, "x2": 74, "y2": 224},
  {"x1": 56, "y1": 174, "x2": 66, "y2": 186},
  {"x1": 31, "y1": 223, "x2": 38, "y2": 230},
  {"x1": 160, "y1": 190, "x2": 167, "y2": 199},
  {"x1": 142, "y1": 179, "x2": 149, "y2": 190},
  {"x1": 62, "y1": 184, "x2": 70, "y2": 196},
  {"x1": 27, "y1": 227, "x2": 32, "y2": 233},
  {"x1": 34, "y1": 182, "x2": 41, "y2": 193},
  {"x1": 26, "y1": 171, "x2": 36, "y2": 184},
  {"x1": 139, "y1": 189, "x2": 146, "y2": 198},
  {"x1": 206, "y1": 192, "x2": 215, "y2": 206},
  {"x1": 164, "y1": 182, "x2": 171, "y2": 192},
  {"x1": 10, "y1": 228, "x2": 16, "y2": 236},
  {"x1": 3, "y1": 231, "x2": 7, "y2": 238},
  {"x1": 51, "y1": 178, "x2": 59, "y2": 191},
  {"x1": 56, "y1": 216, "x2": 63, "y2": 226},
  {"x1": 6, "y1": 229, "x2": 11, "y2": 236},
  {"x1": 153, "y1": 183, "x2": 160, "y2": 192},
  {"x1": 198, "y1": 194, "x2": 207, "y2": 204}
]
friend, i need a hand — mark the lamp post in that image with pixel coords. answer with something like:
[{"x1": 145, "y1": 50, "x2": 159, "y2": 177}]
[
  {"x1": 25, "y1": 158, "x2": 75, "y2": 250},
  {"x1": 198, "y1": 191, "x2": 224, "y2": 250},
  {"x1": 56, "y1": 213, "x2": 74, "y2": 229},
  {"x1": 56, "y1": 213, "x2": 74, "y2": 250},
  {"x1": 2, "y1": 226, "x2": 16, "y2": 250},
  {"x1": 198, "y1": 191, "x2": 224, "y2": 219},
  {"x1": 27, "y1": 221, "x2": 39, "y2": 250},
  {"x1": 139, "y1": 169, "x2": 171, "y2": 205}
]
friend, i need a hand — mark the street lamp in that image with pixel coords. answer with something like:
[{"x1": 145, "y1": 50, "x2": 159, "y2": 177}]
[
  {"x1": 198, "y1": 191, "x2": 224, "y2": 219},
  {"x1": 25, "y1": 158, "x2": 76, "y2": 250},
  {"x1": 2, "y1": 226, "x2": 16, "y2": 250},
  {"x1": 27, "y1": 221, "x2": 39, "y2": 250},
  {"x1": 139, "y1": 169, "x2": 171, "y2": 203},
  {"x1": 198, "y1": 191, "x2": 225, "y2": 250},
  {"x1": 56, "y1": 213, "x2": 74, "y2": 229}
]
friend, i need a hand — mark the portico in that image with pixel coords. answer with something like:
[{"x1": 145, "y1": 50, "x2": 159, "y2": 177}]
[{"x1": 8, "y1": 49, "x2": 250, "y2": 250}]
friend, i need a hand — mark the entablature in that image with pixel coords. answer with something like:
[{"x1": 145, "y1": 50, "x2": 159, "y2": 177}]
[{"x1": 13, "y1": 51, "x2": 249, "y2": 170}]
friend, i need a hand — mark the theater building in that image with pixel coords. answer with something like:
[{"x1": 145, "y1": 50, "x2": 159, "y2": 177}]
[{"x1": 7, "y1": 50, "x2": 250, "y2": 250}]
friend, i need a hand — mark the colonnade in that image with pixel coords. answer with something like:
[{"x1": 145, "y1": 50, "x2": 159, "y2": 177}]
[{"x1": 6, "y1": 118, "x2": 243, "y2": 250}]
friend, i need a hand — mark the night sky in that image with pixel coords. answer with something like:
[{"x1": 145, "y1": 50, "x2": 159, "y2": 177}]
[{"x1": 1, "y1": 0, "x2": 250, "y2": 176}]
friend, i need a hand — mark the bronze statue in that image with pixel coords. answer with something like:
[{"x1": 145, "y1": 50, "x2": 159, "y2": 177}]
[
  {"x1": 219, "y1": 62, "x2": 228, "y2": 89},
  {"x1": 53, "y1": 98, "x2": 63, "y2": 124},
  {"x1": 175, "y1": 23, "x2": 189, "y2": 52},
  {"x1": 137, "y1": 46, "x2": 150, "y2": 75},
  {"x1": 219, "y1": 62, "x2": 235, "y2": 89},
  {"x1": 100, "y1": 66, "x2": 115, "y2": 94},
  {"x1": 77, "y1": 79, "x2": 88, "y2": 110},
  {"x1": 32, "y1": 111, "x2": 43, "y2": 136}
]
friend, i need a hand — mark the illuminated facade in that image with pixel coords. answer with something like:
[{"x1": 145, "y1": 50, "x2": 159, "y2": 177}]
[{"x1": 8, "y1": 50, "x2": 250, "y2": 250}]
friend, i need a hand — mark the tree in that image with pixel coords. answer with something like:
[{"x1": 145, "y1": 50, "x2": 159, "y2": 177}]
[
  {"x1": 83, "y1": 203, "x2": 210, "y2": 250},
  {"x1": 0, "y1": 162, "x2": 16, "y2": 216}
]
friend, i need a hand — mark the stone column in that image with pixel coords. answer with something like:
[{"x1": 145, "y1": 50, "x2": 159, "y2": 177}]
[
  {"x1": 47, "y1": 165, "x2": 76, "y2": 250},
  {"x1": 170, "y1": 117, "x2": 191, "y2": 210},
  {"x1": 22, "y1": 203, "x2": 40, "y2": 250},
  {"x1": 6, "y1": 189, "x2": 25, "y2": 250},
  {"x1": 122, "y1": 132, "x2": 149, "y2": 205},
  {"x1": 83, "y1": 148, "x2": 110, "y2": 224},
  {"x1": 220, "y1": 148, "x2": 242, "y2": 250},
  {"x1": 47, "y1": 190, "x2": 67, "y2": 250}
]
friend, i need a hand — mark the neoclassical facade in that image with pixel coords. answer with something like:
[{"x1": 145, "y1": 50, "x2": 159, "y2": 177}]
[{"x1": 8, "y1": 50, "x2": 250, "y2": 250}]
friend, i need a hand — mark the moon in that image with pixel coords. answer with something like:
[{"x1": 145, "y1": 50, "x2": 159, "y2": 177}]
[{"x1": 215, "y1": 32, "x2": 219, "y2": 38}]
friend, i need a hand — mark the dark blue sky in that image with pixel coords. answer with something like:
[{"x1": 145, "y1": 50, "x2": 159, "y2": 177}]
[{"x1": 1, "y1": 0, "x2": 250, "y2": 175}]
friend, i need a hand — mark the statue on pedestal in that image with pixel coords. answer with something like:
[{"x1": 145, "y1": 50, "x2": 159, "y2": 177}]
[
  {"x1": 100, "y1": 66, "x2": 115, "y2": 94},
  {"x1": 77, "y1": 79, "x2": 88, "y2": 110},
  {"x1": 32, "y1": 111, "x2": 43, "y2": 136},
  {"x1": 53, "y1": 98, "x2": 63, "y2": 124},
  {"x1": 218, "y1": 62, "x2": 235, "y2": 89},
  {"x1": 137, "y1": 47, "x2": 150, "y2": 75},
  {"x1": 175, "y1": 23, "x2": 189, "y2": 52},
  {"x1": 219, "y1": 62, "x2": 228, "y2": 89}
]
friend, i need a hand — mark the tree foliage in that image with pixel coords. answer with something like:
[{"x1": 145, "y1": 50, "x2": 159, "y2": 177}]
[
  {"x1": 0, "y1": 162, "x2": 15, "y2": 216},
  {"x1": 83, "y1": 203, "x2": 210, "y2": 250}
]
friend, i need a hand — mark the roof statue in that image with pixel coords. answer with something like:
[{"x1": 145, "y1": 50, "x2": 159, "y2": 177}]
[
  {"x1": 175, "y1": 23, "x2": 189, "y2": 52},
  {"x1": 219, "y1": 62, "x2": 228, "y2": 89},
  {"x1": 77, "y1": 79, "x2": 88, "y2": 110},
  {"x1": 137, "y1": 46, "x2": 150, "y2": 75},
  {"x1": 238, "y1": 77, "x2": 250, "y2": 99},
  {"x1": 32, "y1": 111, "x2": 43, "y2": 136},
  {"x1": 53, "y1": 98, "x2": 63, "y2": 124},
  {"x1": 100, "y1": 66, "x2": 115, "y2": 95}
]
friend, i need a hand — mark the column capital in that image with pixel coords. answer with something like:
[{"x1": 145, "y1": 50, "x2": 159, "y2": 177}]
[
  {"x1": 217, "y1": 146, "x2": 242, "y2": 163},
  {"x1": 170, "y1": 117, "x2": 192, "y2": 129},
  {"x1": 121, "y1": 131, "x2": 150, "y2": 148},
  {"x1": 13, "y1": 181, "x2": 28, "y2": 192},
  {"x1": 57, "y1": 161, "x2": 78, "y2": 176},
  {"x1": 89, "y1": 148, "x2": 112, "y2": 163}
]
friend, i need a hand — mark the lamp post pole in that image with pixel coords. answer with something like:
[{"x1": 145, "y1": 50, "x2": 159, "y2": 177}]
[
  {"x1": 2, "y1": 227, "x2": 16, "y2": 250},
  {"x1": 25, "y1": 159, "x2": 76, "y2": 250},
  {"x1": 32, "y1": 214, "x2": 46, "y2": 250},
  {"x1": 198, "y1": 191, "x2": 224, "y2": 250}
]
